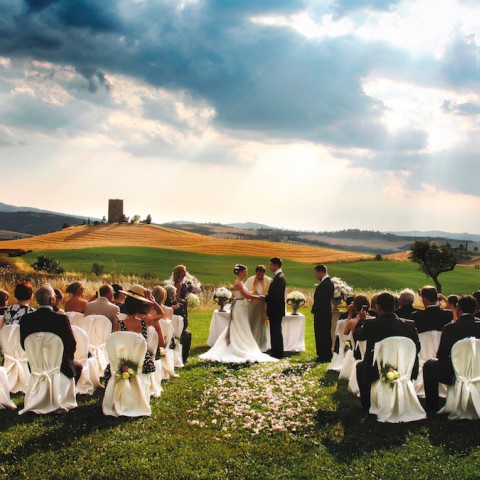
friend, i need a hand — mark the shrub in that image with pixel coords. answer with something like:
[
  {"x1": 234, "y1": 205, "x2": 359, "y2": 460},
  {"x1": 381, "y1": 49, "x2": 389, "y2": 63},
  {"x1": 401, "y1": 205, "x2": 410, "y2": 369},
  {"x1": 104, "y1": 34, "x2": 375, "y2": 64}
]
[
  {"x1": 31, "y1": 255, "x2": 65, "y2": 274},
  {"x1": 374, "y1": 254, "x2": 383, "y2": 261},
  {"x1": 91, "y1": 263, "x2": 105, "y2": 276}
]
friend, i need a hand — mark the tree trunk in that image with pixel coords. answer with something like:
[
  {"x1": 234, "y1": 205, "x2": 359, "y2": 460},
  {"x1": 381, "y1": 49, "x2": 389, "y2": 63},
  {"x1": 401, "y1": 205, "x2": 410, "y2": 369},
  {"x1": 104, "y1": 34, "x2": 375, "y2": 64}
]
[{"x1": 433, "y1": 275, "x2": 442, "y2": 293}]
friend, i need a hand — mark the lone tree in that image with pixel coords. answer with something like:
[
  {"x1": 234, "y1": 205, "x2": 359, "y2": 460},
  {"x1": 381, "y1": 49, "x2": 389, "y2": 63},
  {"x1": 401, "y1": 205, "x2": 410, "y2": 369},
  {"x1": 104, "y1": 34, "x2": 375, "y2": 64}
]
[
  {"x1": 409, "y1": 240, "x2": 457, "y2": 293},
  {"x1": 31, "y1": 255, "x2": 65, "y2": 274}
]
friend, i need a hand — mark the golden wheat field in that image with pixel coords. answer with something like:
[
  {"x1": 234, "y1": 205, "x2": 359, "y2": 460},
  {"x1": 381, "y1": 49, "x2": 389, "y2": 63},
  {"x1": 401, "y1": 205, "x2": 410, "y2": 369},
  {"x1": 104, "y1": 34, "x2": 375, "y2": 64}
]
[{"x1": 0, "y1": 223, "x2": 370, "y2": 264}]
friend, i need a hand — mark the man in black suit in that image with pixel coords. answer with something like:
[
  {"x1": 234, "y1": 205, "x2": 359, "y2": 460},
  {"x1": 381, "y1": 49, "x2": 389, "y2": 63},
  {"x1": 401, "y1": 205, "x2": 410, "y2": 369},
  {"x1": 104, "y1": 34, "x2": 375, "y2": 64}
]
[
  {"x1": 472, "y1": 290, "x2": 480, "y2": 318},
  {"x1": 423, "y1": 295, "x2": 480, "y2": 412},
  {"x1": 311, "y1": 264, "x2": 334, "y2": 362},
  {"x1": 394, "y1": 288, "x2": 417, "y2": 320},
  {"x1": 352, "y1": 292, "x2": 420, "y2": 410},
  {"x1": 20, "y1": 284, "x2": 82, "y2": 382},
  {"x1": 265, "y1": 257, "x2": 286, "y2": 359},
  {"x1": 411, "y1": 286, "x2": 453, "y2": 333}
]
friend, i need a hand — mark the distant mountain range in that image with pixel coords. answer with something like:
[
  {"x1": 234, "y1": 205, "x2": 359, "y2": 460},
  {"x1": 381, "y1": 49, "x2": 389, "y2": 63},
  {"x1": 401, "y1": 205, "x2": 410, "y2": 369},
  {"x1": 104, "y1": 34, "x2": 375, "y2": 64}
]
[
  {"x1": 388, "y1": 230, "x2": 480, "y2": 242},
  {"x1": 225, "y1": 222, "x2": 271, "y2": 230}
]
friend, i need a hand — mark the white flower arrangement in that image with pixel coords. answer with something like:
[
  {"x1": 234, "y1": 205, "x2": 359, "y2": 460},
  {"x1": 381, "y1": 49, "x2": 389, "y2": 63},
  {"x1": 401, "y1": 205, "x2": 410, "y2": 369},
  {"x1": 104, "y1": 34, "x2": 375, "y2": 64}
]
[
  {"x1": 330, "y1": 277, "x2": 354, "y2": 303},
  {"x1": 286, "y1": 291, "x2": 306, "y2": 304},
  {"x1": 164, "y1": 271, "x2": 202, "y2": 293},
  {"x1": 187, "y1": 293, "x2": 200, "y2": 309},
  {"x1": 213, "y1": 287, "x2": 233, "y2": 302}
]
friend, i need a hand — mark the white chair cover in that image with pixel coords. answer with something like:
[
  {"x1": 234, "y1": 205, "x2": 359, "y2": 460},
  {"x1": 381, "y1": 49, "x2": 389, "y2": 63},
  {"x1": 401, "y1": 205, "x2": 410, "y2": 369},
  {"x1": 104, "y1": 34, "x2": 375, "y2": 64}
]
[
  {"x1": 66, "y1": 312, "x2": 84, "y2": 326},
  {"x1": 339, "y1": 346, "x2": 356, "y2": 380},
  {"x1": 0, "y1": 315, "x2": 4, "y2": 330},
  {"x1": 348, "y1": 340, "x2": 366, "y2": 396},
  {"x1": 0, "y1": 325, "x2": 30, "y2": 393},
  {"x1": 0, "y1": 367, "x2": 16, "y2": 409},
  {"x1": 19, "y1": 332, "x2": 77, "y2": 415},
  {"x1": 439, "y1": 337, "x2": 480, "y2": 420},
  {"x1": 160, "y1": 319, "x2": 176, "y2": 379},
  {"x1": 102, "y1": 332, "x2": 151, "y2": 417},
  {"x1": 370, "y1": 336, "x2": 426, "y2": 423},
  {"x1": 172, "y1": 315, "x2": 184, "y2": 368},
  {"x1": 328, "y1": 320, "x2": 352, "y2": 372},
  {"x1": 71, "y1": 326, "x2": 101, "y2": 395},
  {"x1": 147, "y1": 326, "x2": 163, "y2": 398},
  {"x1": 118, "y1": 313, "x2": 127, "y2": 321},
  {"x1": 77, "y1": 315, "x2": 112, "y2": 376}
]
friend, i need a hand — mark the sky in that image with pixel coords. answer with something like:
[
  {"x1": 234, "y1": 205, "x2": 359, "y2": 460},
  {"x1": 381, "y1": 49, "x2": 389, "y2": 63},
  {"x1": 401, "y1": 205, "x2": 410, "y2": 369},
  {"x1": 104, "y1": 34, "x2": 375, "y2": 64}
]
[{"x1": 0, "y1": 0, "x2": 479, "y2": 233}]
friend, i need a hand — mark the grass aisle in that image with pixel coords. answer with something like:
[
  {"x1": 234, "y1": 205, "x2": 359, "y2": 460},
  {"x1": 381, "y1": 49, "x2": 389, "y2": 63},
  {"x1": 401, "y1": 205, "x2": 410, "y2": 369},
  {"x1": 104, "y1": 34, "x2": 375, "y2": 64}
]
[{"x1": 1, "y1": 309, "x2": 480, "y2": 479}]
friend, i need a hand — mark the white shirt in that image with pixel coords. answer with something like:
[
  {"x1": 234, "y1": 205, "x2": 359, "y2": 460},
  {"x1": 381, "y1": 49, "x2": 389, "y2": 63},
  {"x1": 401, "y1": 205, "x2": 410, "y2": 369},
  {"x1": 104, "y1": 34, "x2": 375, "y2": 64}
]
[{"x1": 274, "y1": 268, "x2": 283, "y2": 276}]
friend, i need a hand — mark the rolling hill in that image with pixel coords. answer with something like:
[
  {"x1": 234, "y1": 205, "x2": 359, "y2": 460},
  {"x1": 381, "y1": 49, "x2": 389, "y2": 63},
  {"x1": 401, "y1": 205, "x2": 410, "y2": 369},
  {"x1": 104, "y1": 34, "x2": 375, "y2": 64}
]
[{"x1": 0, "y1": 223, "x2": 371, "y2": 264}]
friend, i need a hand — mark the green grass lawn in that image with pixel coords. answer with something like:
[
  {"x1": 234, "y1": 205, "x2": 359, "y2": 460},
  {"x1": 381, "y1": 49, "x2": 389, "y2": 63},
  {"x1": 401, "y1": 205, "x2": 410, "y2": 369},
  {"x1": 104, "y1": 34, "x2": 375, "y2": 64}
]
[
  {"x1": 1, "y1": 309, "x2": 480, "y2": 479},
  {"x1": 24, "y1": 246, "x2": 480, "y2": 294}
]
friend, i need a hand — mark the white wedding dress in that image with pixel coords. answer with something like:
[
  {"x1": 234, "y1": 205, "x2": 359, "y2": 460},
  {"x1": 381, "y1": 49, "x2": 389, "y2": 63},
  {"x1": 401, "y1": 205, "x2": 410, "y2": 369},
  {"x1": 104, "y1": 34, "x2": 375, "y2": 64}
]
[{"x1": 199, "y1": 289, "x2": 278, "y2": 363}]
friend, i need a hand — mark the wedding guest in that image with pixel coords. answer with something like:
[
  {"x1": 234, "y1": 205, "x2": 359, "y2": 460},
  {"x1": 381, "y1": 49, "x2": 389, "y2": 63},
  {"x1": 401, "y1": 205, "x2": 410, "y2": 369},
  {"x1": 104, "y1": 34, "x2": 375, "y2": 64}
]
[
  {"x1": 352, "y1": 292, "x2": 420, "y2": 411},
  {"x1": 265, "y1": 257, "x2": 287, "y2": 359},
  {"x1": 53, "y1": 288, "x2": 66, "y2": 315},
  {"x1": 423, "y1": 295, "x2": 480, "y2": 412},
  {"x1": 164, "y1": 285, "x2": 181, "y2": 314},
  {"x1": 339, "y1": 296, "x2": 355, "y2": 320},
  {"x1": 311, "y1": 264, "x2": 334, "y2": 362},
  {"x1": 245, "y1": 265, "x2": 272, "y2": 352},
  {"x1": 103, "y1": 285, "x2": 165, "y2": 385},
  {"x1": 3, "y1": 282, "x2": 36, "y2": 325},
  {"x1": 112, "y1": 283, "x2": 126, "y2": 313},
  {"x1": 394, "y1": 289, "x2": 417, "y2": 319},
  {"x1": 172, "y1": 265, "x2": 192, "y2": 363},
  {"x1": 472, "y1": 291, "x2": 480, "y2": 317},
  {"x1": 438, "y1": 294, "x2": 459, "y2": 321},
  {"x1": 343, "y1": 295, "x2": 370, "y2": 335},
  {"x1": 84, "y1": 284, "x2": 120, "y2": 327},
  {"x1": 64, "y1": 281, "x2": 88, "y2": 313},
  {"x1": 20, "y1": 284, "x2": 82, "y2": 382},
  {"x1": 368, "y1": 293, "x2": 379, "y2": 318},
  {"x1": 411, "y1": 286, "x2": 453, "y2": 333},
  {"x1": 0, "y1": 289, "x2": 9, "y2": 315},
  {"x1": 152, "y1": 285, "x2": 171, "y2": 319}
]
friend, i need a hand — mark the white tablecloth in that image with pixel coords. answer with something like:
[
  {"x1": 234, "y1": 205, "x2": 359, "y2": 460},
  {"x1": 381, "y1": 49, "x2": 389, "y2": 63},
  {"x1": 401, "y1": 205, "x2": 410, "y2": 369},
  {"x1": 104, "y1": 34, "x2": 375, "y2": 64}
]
[{"x1": 207, "y1": 311, "x2": 305, "y2": 352}]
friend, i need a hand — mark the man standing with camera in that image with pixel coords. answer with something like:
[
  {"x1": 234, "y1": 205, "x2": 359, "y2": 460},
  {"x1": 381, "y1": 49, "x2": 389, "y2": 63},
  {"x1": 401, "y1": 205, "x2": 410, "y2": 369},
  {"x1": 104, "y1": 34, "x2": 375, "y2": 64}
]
[{"x1": 311, "y1": 264, "x2": 335, "y2": 362}]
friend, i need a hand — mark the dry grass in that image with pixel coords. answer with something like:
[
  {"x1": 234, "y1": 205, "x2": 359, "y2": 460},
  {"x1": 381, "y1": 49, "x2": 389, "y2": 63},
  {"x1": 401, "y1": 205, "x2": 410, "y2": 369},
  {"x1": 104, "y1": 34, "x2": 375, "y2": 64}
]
[{"x1": 0, "y1": 224, "x2": 371, "y2": 264}]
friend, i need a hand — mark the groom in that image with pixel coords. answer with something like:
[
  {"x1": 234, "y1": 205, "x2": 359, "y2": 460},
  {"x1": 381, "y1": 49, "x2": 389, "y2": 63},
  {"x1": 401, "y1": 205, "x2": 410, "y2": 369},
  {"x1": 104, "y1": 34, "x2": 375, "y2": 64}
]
[{"x1": 265, "y1": 257, "x2": 286, "y2": 359}]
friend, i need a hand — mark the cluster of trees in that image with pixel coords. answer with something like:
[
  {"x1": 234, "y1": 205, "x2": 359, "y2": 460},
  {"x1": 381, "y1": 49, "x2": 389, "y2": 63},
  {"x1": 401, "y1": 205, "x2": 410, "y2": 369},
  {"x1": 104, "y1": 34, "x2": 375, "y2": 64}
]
[{"x1": 61, "y1": 214, "x2": 153, "y2": 230}]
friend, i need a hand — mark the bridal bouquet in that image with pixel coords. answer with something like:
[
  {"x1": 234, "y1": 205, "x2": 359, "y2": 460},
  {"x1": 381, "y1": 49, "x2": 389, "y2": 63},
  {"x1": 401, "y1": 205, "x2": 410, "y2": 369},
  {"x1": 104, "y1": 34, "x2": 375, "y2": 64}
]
[
  {"x1": 115, "y1": 359, "x2": 138, "y2": 381},
  {"x1": 286, "y1": 291, "x2": 306, "y2": 315},
  {"x1": 164, "y1": 272, "x2": 202, "y2": 293},
  {"x1": 331, "y1": 277, "x2": 354, "y2": 304},
  {"x1": 187, "y1": 293, "x2": 201, "y2": 309},
  {"x1": 213, "y1": 287, "x2": 232, "y2": 312},
  {"x1": 380, "y1": 363, "x2": 399, "y2": 388}
]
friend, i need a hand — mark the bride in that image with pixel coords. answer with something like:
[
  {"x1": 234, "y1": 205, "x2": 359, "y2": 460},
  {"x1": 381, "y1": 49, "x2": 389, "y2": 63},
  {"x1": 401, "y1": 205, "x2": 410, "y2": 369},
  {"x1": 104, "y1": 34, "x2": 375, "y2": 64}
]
[{"x1": 199, "y1": 264, "x2": 278, "y2": 363}]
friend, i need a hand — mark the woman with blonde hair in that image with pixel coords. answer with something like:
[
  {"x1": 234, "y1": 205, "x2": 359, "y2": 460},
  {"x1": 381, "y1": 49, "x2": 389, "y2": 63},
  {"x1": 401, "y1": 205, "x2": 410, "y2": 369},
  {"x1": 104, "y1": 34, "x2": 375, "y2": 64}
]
[
  {"x1": 64, "y1": 281, "x2": 88, "y2": 313},
  {"x1": 172, "y1": 265, "x2": 192, "y2": 363}
]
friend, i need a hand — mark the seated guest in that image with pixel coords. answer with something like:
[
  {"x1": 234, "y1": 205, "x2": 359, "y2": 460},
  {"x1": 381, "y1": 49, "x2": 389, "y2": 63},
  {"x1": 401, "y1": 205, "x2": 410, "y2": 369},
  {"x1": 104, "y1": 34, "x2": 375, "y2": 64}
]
[
  {"x1": 152, "y1": 286, "x2": 172, "y2": 320},
  {"x1": 368, "y1": 293, "x2": 379, "y2": 318},
  {"x1": 65, "y1": 282, "x2": 88, "y2": 313},
  {"x1": 472, "y1": 290, "x2": 480, "y2": 318},
  {"x1": 20, "y1": 284, "x2": 82, "y2": 382},
  {"x1": 351, "y1": 292, "x2": 420, "y2": 410},
  {"x1": 439, "y1": 293, "x2": 459, "y2": 321},
  {"x1": 394, "y1": 289, "x2": 417, "y2": 319},
  {"x1": 164, "y1": 285, "x2": 181, "y2": 313},
  {"x1": 103, "y1": 285, "x2": 165, "y2": 385},
  {"x1": 411, "y1": 286, "x2": 453, "y2": 333},
  {"x1": 112, "y1": 283, "x2": 126, "y2": 313},
  {"x1": 53, "y1": 288, "x2": 66, "y2": 315},
  {"x1": 4, "y1": 282, "x2": 36, "y2": 325},
  {"x1": 84, "y1": 284, "x2": 120, "y2": 327},
  {"x1": 0, "y1": 289, "x2": 9, "y2": 315},
  {"x1": 344, "y1": 294, "x2": 370, "y2": 335},
  {"x1": 423, "y1": 295, "x2": 480, "y2": 412}
]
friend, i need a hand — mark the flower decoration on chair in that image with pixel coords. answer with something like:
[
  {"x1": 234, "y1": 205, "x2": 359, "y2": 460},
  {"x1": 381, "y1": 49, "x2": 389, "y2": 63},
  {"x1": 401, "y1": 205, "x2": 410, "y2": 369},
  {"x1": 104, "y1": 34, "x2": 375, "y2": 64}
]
[
  {"x1": 330, "y1": 277, "x2": 354, "y2": 305},
  {"x1": 380, "y1": 363, "x2": 399, "y2": 389},
  {"x1": 115, "y1": 359, "x2": 138, "y2": 381},
  {"x1": 213, "y1": 287, "x2": 233, "y2": 312},
  {"x1": 286, "y1": 291, "x2": 306, "y2": 315},
  {"x1": 187, "y1": 293, "x2": 201, "y2": 309},
  {"x1": 344, "y1": 340, "x2": 352, "y2": 352}
]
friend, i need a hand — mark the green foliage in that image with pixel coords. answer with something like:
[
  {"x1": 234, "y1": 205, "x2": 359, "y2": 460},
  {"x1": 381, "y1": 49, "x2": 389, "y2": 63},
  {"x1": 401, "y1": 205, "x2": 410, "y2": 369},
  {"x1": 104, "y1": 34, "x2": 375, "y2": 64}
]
[
  {"x1": 145, "y1": 214, "x2": 152, "y2": 224},
  {"x1": 61, "y1": 222, "x2": 70, "y2": 229},
  {"x1": 91, "y1": 262, "x2": 105, "y2": 276},
  {"x1": 409, "y1": 240, "x2": 457, "y2": 292},
  {"x1": 31, "y1": 255, "x2": 65, "y2": 274},
  {"x1": 374, "y1": 254, "x2": 383, "y2": 261}
]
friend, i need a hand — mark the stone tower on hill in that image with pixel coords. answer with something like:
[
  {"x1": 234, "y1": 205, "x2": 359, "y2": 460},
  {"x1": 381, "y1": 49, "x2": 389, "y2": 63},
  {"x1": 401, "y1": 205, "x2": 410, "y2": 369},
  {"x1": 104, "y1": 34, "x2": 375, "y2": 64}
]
[{"x1": 108, "y1": 199, "x2": 124, "y2": 223}]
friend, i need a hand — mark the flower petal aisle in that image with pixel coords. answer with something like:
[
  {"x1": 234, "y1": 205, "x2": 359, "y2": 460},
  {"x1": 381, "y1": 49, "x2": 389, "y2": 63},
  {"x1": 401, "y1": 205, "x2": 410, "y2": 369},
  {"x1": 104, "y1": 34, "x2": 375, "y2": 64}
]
[{"x1": 187, "y1": 362, "x2": 321, "y2": 438}]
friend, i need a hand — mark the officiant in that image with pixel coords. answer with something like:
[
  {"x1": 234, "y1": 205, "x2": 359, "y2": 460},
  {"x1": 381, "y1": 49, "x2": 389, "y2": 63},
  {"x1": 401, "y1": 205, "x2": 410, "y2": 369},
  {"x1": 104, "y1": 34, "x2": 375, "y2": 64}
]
[{"x1": 245, "y1": 265, "x2": 272, "y2": 352}]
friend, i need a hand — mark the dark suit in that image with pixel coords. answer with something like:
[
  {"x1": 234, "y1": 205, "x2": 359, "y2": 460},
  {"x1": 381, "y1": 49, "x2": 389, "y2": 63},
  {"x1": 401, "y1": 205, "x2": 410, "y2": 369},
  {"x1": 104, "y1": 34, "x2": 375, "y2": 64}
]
[
  {"x1": 311, "y1": 276, "x2": 334, "y2": 361},
  {"x1": 354, "y1": 312, "x2": 420, "y2": 410},
  {"x1": 394, "y1": 305, "x2": 417, "y2": 320},
  {"x1": 423, "y1": 314, "x2": 480, "y2": 410},
  {"x1": 265, "y1": 271, "x2": 286, "y2": 359},
  {"x1": 411, "y1": 305, "x2": 453, "y2": 333},
  {"x1": 20, "y1": 307, "x2": 82, "y2": 380}
]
